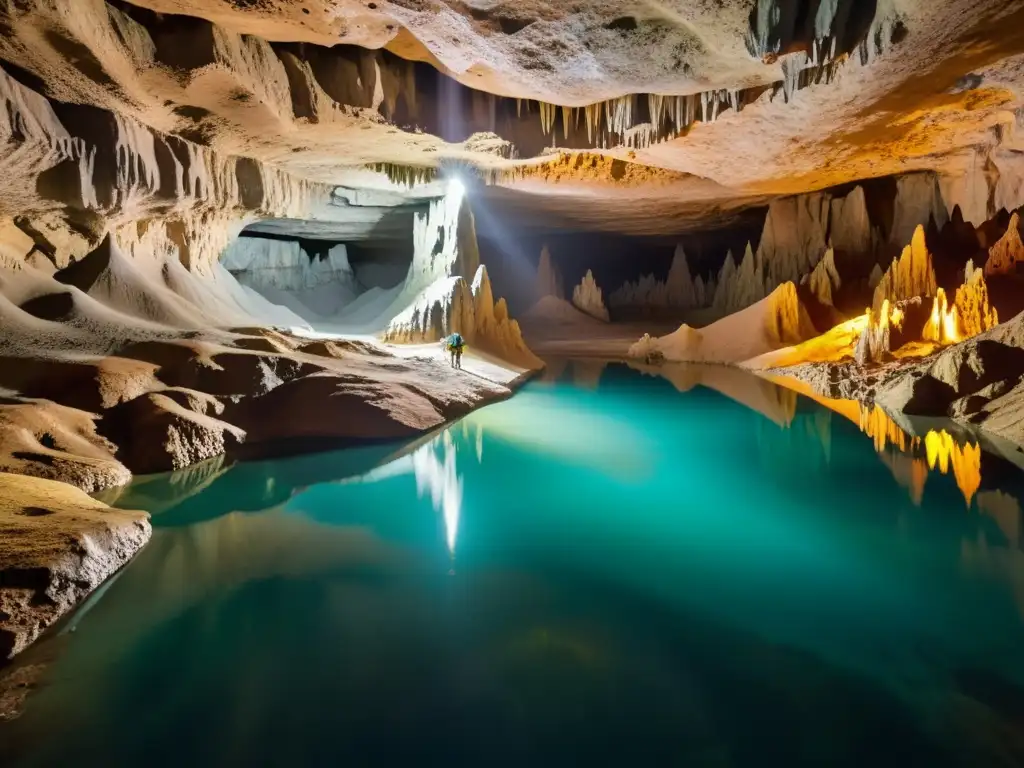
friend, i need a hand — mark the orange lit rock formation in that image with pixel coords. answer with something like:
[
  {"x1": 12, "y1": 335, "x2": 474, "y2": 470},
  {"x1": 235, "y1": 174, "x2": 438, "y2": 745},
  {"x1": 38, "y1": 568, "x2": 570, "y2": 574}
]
[
  {"x1": 872, "y1": 226, "x2": 938, "y2": 313},
  {"x1": 984, "y1": 212, "x2": 1024, "y2": 277}
]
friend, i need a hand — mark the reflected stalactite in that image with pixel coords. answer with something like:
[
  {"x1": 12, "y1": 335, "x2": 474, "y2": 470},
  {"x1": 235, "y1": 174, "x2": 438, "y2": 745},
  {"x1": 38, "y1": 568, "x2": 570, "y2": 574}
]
[
  {"x1": 924, "y1": 430, "x2": 982, "y2": 507},
  {"x1": 858, "y1": 403, "x2": 918, "y2": 454},
  {"x1": 876, "y1": 450, "x2": 929, "y2": 506},
  {"x1": 977, "y1": 490, "x2": 1022, "y2": 547},
  {"x1": 851, "y1": 405, "x2": 981, "y2": 507},
  {"x1": 769, "y1": 391, "x2": 984, "y2": 508},
  {"x1": 411, "y1": 431, "x2": 464, "y2": 559}
]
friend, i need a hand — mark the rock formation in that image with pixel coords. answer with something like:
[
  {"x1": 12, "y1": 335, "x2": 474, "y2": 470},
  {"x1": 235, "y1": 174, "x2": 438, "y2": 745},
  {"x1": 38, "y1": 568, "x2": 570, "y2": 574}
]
[
  {"x1": 872, "y1": 225, "x2": 938, "y2": 312},
  {"x1": 801, "y1": 246, "x2": 841, "y2": 305},
  {"x1": 953, "y1": 260, "x2": 999, "y2": 339},
  {"x1": 756, "y1": 194, "x2": 830, "y2": 286},
  {"x1": 984, "y1": 212, "x2": 1024, "y2": 277},
  {"x1": 382, "y1": 193, "x2": 536, "y2": 364},
  {"x1": 608, "y1": 245, "x2": 705, "y2": 312},
  {"x1": 222, "y1": 237, "x2": 359, "y2": 322},
  {"x1": 889, "y1": 174, "x2": 949, "y2": 250},
  {"x1": 571, "y1": 270, "x2": 609, "y2": 322},
  {"x1": 0, "y1": 473, "x2": 151, "y2": 659},
  {"x1": 535, "y1": 244, "x2": 564, "y2": 301},
  {"x1": 631, "y1": 281, "x2": 815, "y2": 364}
]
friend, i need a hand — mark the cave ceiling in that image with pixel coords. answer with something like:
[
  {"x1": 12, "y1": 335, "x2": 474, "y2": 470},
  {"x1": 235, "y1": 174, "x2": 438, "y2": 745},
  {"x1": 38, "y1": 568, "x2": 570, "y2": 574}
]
[{"x1": 1, "y1": 0, "x2": 1023, "y2": 235}]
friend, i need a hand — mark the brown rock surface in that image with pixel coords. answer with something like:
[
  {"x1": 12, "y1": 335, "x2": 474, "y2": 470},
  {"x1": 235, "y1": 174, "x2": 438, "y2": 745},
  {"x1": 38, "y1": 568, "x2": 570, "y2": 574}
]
[
  {"x1": 0, "y1": 473, "x2": 150, "y2": 660},
  {"x1": 984, "y1": 212, "x2": 1024, "y2": 277}
]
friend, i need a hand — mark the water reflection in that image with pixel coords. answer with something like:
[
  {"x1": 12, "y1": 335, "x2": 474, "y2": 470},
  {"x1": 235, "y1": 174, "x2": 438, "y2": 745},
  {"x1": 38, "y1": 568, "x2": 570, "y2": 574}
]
[
  {"x1": 13, "y1": 362, "x2": 1024, "y2": 766},
  {"x1": 761, "y1": 374, "x2": 987, "y2": 509}
]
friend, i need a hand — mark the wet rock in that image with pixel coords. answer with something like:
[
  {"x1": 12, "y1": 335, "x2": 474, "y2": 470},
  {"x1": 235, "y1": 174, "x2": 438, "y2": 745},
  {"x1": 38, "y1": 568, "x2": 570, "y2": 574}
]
[
  {"x1": 0, "y1": 473, "x2": 150, "y2": 661},
  {"x1": 101, "y1": 392, "x2": 245, "y2": 474}
]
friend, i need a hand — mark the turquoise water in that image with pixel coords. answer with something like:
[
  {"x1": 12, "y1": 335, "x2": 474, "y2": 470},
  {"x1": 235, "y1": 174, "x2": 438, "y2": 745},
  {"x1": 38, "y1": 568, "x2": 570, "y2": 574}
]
[{"x1": 5, "y1": 362, "x2": 1024, "y2": 766}]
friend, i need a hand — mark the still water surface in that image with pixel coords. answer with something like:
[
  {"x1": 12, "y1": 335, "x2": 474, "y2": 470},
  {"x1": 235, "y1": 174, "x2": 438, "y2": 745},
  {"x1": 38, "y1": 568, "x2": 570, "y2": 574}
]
[{"x1": 5, "y1": 361, "x2": 1024, "y2": 767}]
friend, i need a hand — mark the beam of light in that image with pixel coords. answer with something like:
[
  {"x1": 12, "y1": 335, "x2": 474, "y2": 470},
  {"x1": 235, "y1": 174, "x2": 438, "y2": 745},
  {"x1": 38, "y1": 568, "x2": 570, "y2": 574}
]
[{"x1": 447, "y1": 176, "x2": 465, "y2": 204}]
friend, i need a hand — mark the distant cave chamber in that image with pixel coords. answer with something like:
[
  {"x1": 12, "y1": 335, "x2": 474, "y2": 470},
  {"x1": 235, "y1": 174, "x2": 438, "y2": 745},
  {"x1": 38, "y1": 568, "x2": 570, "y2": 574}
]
[{"x1": 222, "y1": 227, "x2": 414, "y2": 334}]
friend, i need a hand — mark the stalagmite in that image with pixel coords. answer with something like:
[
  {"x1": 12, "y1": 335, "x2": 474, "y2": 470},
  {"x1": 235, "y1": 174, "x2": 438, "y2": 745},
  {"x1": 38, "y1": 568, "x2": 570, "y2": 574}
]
[
  {"x1": 664, "y1": 245, "x2": 698, "y2": 308},
  {"x1": 713, "y1": 243, "x2": 767, "y2": 314},
  {"x1": 984, "y1": 211, "x2": 1024, "y2": 277},
  {"x1": 872, "y1": 225, "x2": 938, "y2": 312},
  {"x1": 868, "y1": 263, "x2": 884, "y2": 289},
  {"x1": 757, "y1": 193, "x2": 830, "y2": 287},
  {"x1": 571, "y1": 269, "x2": 609, "y2": 322},
  {"x1": 608, "y1": 245, "x2": 703, "y2": 311},
  {"x1": 953, "y1": 260, "x2": 999, "y2": 339},
  {"x1": 827, "y1": 185, "x2": 874, "y2": 258},
  {"x1": 801, "y1": 246, "x2": 841, "y2": 305},
  {"x1": 535, "y1": 244, "x2": 564, "y2": 301}
]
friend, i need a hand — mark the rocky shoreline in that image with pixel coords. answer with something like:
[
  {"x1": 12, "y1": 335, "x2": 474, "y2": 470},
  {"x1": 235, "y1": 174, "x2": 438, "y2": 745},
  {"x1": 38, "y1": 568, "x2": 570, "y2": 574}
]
[
  {"x1": 762, "y1": 310, "x2": 1024, "y2": 448},
  {"x1": 0, "y1": 326, "x2": 537, "y2": 684}
]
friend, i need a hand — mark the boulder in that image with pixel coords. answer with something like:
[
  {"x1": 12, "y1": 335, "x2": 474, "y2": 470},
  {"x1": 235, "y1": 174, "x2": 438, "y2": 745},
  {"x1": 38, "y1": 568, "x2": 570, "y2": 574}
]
[{"x1": 0, "y1": 473, "x2": 150, "y2": 660}]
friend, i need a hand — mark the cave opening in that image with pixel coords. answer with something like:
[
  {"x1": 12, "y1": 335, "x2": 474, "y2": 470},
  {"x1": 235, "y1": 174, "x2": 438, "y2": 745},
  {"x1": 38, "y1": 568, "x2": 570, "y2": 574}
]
[{"x1": 224, "y1": 214, "x2": 417, "y2": 336}]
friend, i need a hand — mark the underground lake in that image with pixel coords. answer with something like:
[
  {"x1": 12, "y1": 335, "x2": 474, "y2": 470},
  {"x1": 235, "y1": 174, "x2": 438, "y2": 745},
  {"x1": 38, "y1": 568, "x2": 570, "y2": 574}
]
[{"x1": 3, "y1": 363, "x2": 1024, "y2": 767}]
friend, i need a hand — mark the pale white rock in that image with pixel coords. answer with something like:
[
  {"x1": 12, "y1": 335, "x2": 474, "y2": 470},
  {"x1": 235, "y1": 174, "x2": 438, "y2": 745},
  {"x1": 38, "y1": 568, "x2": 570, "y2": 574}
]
[
  {"x1": 571, "y1": 269, "x2": 609, "y2": 322},
  {"x1": 631, "y1": 282, "x2": 816, "y2": 364}
]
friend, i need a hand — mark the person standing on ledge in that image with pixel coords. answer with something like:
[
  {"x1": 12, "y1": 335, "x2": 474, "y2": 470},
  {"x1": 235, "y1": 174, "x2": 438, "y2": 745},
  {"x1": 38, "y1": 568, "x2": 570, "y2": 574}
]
[{"x1": 446, "y1": 331, "x2": 466, "y2": 369}]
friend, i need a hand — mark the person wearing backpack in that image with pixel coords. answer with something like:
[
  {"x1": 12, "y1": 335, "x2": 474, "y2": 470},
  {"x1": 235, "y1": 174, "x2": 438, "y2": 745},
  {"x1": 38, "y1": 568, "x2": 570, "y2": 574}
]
[{"x1": 446, "y1": 331, "x2": 466, "y2": 369}]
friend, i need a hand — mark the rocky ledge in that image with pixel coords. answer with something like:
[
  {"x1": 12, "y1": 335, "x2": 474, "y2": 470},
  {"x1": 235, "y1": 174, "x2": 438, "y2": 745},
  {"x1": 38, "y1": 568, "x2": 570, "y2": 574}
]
[
  {"x1": 0, "y1": 328, "x2": 532, "y2": 491},
  {"x1": 0, "y1": 474, "x2": 150, "y2": 664},
  {"x1": 768, "y1": 310, "x2": 1024, "y2": 447}
]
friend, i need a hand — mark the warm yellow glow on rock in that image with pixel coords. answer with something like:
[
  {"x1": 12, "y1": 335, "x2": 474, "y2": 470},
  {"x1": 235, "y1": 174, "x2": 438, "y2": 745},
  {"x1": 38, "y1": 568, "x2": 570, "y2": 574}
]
[
  {"x1": 954, "y1": 260, "x2": 998, "y2": 339},
  {"x1": 921, "y1": 264, "x2": 997, "y2": 346},
  {"x1": 768, "y1": 376, "x2": 984, "y2": 508},
  {"x1": 923, "y1": 288, "x2": 960, "y2": 344},
  {"x1": 924, "y1": 430, "x2": 982, "y2": 507},
  {"x1": 872, "y1": 225, "x2": 937, "y2": 313},
  {"x1": 858, "y1": 403, "x2": 918, "y2": 453}
]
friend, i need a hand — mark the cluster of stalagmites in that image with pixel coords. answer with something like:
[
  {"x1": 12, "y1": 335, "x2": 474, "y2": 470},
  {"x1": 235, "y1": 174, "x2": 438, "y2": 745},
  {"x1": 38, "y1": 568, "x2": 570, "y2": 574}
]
[
  {"x1": 610, "y1": 245, "x2": 716, "y2": 313},
  {"x1": 571, "y1": 270, "x2": 609, "y2": 322}
]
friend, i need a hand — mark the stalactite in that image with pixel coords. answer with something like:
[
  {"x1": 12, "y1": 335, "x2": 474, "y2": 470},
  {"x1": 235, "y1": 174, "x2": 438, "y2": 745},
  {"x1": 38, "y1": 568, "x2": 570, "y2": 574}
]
[{"x1": 366, "y1": 162, "x2": 438, "y2": 188}]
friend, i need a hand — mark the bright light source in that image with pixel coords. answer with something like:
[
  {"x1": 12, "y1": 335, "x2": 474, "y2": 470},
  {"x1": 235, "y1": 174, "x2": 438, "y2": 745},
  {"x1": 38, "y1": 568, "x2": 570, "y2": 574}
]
[{"x1": 447, "y1": 176, "x2": 465, "y2": 202}]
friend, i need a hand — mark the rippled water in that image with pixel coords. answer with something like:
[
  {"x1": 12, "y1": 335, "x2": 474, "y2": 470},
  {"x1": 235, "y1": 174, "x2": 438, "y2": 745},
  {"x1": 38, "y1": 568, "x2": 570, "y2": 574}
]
[{"x1": 5, "y1": 360, "x2": 1024, "y2": 767}]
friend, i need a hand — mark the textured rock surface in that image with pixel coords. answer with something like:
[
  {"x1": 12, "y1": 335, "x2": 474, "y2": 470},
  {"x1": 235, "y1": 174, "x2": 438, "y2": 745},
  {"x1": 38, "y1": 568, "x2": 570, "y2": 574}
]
[
  {"x1": 802, "y1": 247, "x2": 842, "y2": 306},
  {"x1": 0, "y1": 473, "x2": 151, "y2": 660},
  {"x1": 571, "y1": 270, "x2": 609, "y2": 322},
  {"x1": 630, "y1": 282, "x2": 816, "y2": 364},
  {"x1": 0, "y1": 0, "x2": 1018, "y2": 235},
  {"x1": 609, "y1": 246, "x2": 710, "y2": 313},
  {"x1": 985, "y1": 212, "x2": 1024, "y2": 277},
  {"x1": 872, "y1": 225, "x2": 938, "y2": 312}
]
